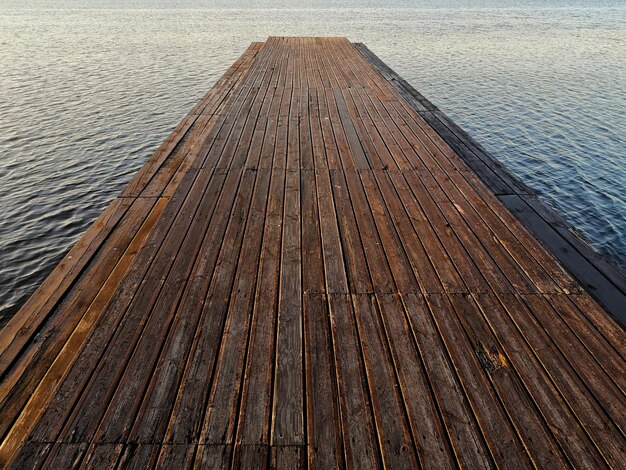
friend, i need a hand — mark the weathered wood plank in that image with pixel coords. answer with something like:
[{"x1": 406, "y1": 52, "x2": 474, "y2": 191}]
[
  {"x1": 271, "y1": 169, "x2": 304, "y2": 446},
  {"x1": 327, "y1": 294, "x2": 380, "y2": 468},
  {"x1": 303, "y1": 294, "x2": 343, "y2": 469}
]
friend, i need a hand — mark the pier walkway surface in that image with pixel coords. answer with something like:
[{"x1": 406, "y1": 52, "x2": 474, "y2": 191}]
[{"x1": 1, "y1": 37, "x2": 625, "y2": 468}]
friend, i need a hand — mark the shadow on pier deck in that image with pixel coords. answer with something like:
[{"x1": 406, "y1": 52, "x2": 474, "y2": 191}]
[{"x1": 1, "y1": 37, "x2": 624, "y2": 468}]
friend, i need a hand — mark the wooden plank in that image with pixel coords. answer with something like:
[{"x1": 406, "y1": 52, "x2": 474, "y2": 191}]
[
  {"x1": 355, "y1": 294, "x2": 419, "y2": 466},
  {"x1": 195, "y1": 444, "x2": 231, "y2": 468},
  {"x1": 347, "y1": 87, "x2": 404, "y2": 171},
  {"x1": 402, "y1": 171, "x2": 489, "y2": 293},
  {"x1": 431, "y1": 176, "x2": 538, "y2": 293},
  {"x1": 76, "y1": 444, "x2": 121, "y2": 469},
  {"x1": 569, "y1": 293, "x2": 626, "y2": 361},
  {"x1": 271, "y1": 42, "x2": 305, "y2": 449},
  {"x1": 116, "y1": 444, "x2": 161, "y2": 469},
  {"x1": 233, "y1": 445, "x2": 269, "y2": 469},
  {"x1": 301, "y1": 170, "x2": 325, "y2": 295},
  {"x1": 352, "y1": 294, "x2": 429, "y2": 468},
  {"x1": 327, "y1": 294, "x2": 380, "y2": 468},
  {"x1": 357, "y1": 171, "x2": 421, "y2": 293},
  {"x1": 370, "y1": 170, "x2": 448, "y2": 294},
  {"x1": 270, "y1": 445, "x2": 307, "y2": 469},
  {"x1": 542, "y1": 295, "x2": 626, "y2": 394},
  {"x1": 328, "y1": 169, "x2": 376, "y2": 293},
  {"x1": 434, "y1": 173, "x2": 572, "y2": 294},
  {"x1": 334, "y1": 45, "x2": 415, "y2": 170},
  {"x1": 221, "y1": 51, "x2": 279, "y2": 171},
  {"x1": 256, "y1": 73, "x2": 289, "y2": 170},
  {"x1": 5, "y1": 443, "x2": 52, "y2": 469},
  {"x1": 364, "y1": 98, "x2": 429, "y2": 172},
  {"x1": 303, "y1": 294, "x2": 343, "y2": 469},
  {"x1": 319, "y1": 86, "x2": 357, "y2": 171},
  {"x1": 331, "y1": 88, "x2": 371, "y2": 170},
  {"x1": 315, "y1": 169, "x2": 352, "y2": 294},
  {"x1": 422, "y1": 182, "x2": 520, "y2": 294},
  {"x1": 316, "y1": 88, "x2": 342, "y2": 170},
  {"x1": 308, "y1": 89, "x2": 329, "y2": 170},
  {"x1": 44, "y1": 443, "x2": 92, "y2": 469},
  {"x1": 271, "y1": 169, "x2": 304, "y2": 446},
  {"x1": 156, "y1": 444, "x2": 197, "y2": 469},
  {"x1": 300, "y1": 89, "x2": 315, "y2": 170},
  {"x1": 346, "y1": 167, "x2": 402, "y2": 294},
  {"x1": 315, "y1": 45, "x2": 399, "y2": 295},
  {"x1": 520, "y1": 295, "x2": 625, "y2": 437},
  {"x1": 386, "y1": 171, "x2": 465, "y2": 293},
  {"x1": 371, "y1": 294, "x2": 455, "y2": 468}
]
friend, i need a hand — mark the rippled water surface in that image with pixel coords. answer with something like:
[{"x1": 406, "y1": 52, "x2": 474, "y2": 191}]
[{"x1": 1, "y1": 0, "x2": 625, "y2": 324}]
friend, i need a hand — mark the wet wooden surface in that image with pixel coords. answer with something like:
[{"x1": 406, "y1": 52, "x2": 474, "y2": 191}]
[
  {"x1": 354, "y1": 43, "x2": 626, "y2": 325},
  {"x1": 1, "y1": 37, "x2": 624, "y2": 469}
]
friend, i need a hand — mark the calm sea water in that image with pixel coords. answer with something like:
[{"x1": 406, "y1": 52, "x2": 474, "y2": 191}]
[{"x1": 0, "y1": 0, "x2": 624, "y2": 324}]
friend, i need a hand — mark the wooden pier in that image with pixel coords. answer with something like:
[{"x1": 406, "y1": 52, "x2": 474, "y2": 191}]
[{"x1": 1, "y1": 37, "x2": 624, "y2": 468}]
